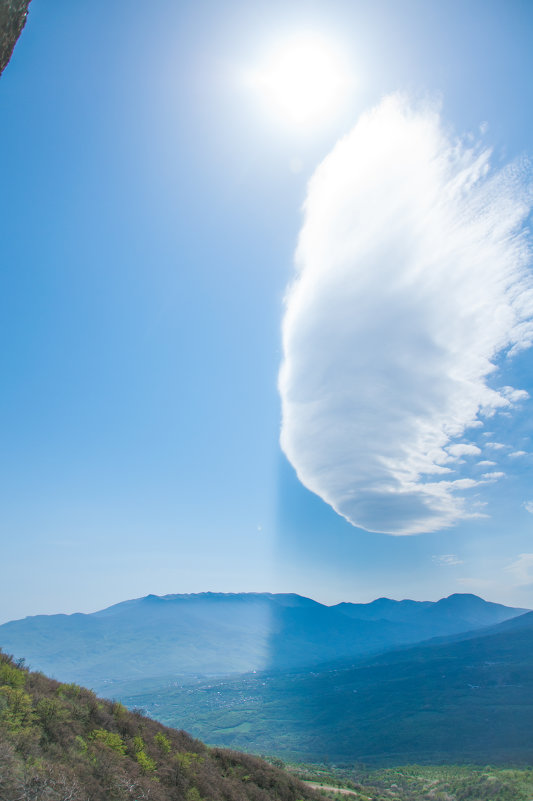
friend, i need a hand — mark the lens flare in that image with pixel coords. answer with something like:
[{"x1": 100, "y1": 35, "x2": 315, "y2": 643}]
[{"x1": 249, "y1": 33, "x2": 353, "y2": 127}]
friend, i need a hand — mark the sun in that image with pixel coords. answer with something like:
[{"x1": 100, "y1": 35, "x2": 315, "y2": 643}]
[{"x1": 249, "y1": 32, "x2": 353, "y2": 128}]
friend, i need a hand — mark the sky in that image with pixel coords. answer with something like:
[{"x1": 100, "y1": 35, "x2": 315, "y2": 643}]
[{"x1": 1, "y1": 0, "x2": 533, "y2": 624}]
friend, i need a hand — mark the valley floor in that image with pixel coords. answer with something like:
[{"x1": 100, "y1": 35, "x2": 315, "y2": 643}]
[{"x1": 287, "y1": 762, "x2": 533, "y2": 801}]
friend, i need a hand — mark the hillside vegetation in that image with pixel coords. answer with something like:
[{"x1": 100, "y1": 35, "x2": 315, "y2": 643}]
[{"x1": 0, "y1": 650, "x2": 318, "y2": 801}]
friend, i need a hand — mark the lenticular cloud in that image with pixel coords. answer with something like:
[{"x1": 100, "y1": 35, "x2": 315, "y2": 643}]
[{"x1": 279, "y1": 95, "x2": 533, "y2": 535}]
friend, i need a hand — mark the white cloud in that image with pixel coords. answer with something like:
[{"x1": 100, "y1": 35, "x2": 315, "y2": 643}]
[
  {"x1": 432, "y1": 554, "x2": 464, "y2": 566},
  {"x1": 505, "y1": 553, "x2": 533, "y2": 586},
  {"x1": 485, "y1": 442, "x2": 507, "y2": 450},
  {"x1": 509, "y1": 450, "x2": 528, "y2": 458},
  {"x1": 446, "y1": 443, "x2": 482, "y2": 459},
  {"x1": 524, "y1": 501, "x2": 533, "y2": 514},
  {"x1": 481, "y1": 471, "x2": 506, "y2": 480},
  {"x1": 279, "y1": 95, "x2": 533, "y2": 535},
  {"x1": 477, "y1": 460, "x2": 497, "y2": 467},
  {"x1": 500, "y1": 386, "x2": 529, "y2": 403}
]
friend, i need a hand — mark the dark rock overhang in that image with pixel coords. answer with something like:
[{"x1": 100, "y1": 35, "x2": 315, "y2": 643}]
[{"x1": 0, "y1": 0, "x2": 31, "y2": 76}]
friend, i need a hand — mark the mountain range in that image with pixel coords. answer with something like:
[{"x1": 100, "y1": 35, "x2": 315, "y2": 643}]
[
  {"x1": 2, "y1": 591, "x2": 531, "y2": 766},
  {"x1": 0, "y1": 592, "x2": 525, "y2": 691}
]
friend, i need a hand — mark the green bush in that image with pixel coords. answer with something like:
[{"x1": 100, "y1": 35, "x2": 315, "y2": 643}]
[
  {"x1": 155, "y1": 731, "x2": 172, "y2": 754},
  {"x1": 136, "y1": 749, "x2": 157, "y2": 774},
  {"x1": 89, "y1": 728, "x2": 127, "y2": 755},
  {"x1": 0, "y1": 662, "x2": 25, "y2": 690}
]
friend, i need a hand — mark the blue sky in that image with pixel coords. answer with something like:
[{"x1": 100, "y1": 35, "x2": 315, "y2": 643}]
[{"x1": 1, "y1": 0, "x2": 533, "y2": 623}]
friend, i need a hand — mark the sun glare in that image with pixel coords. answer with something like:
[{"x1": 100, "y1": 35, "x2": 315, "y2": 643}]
[{"x1": 249, "y1": 33, "x2": 353, "y2": 127}]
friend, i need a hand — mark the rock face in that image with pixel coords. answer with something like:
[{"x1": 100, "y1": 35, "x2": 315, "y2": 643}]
[{"x1": 0, "y1": 0, "x2": 31, "y2": 76}]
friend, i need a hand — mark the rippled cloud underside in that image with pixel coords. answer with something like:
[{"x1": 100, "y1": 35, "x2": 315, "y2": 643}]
[{"x1": 279, "y1": 95, "x2": 533, "y2": 535}]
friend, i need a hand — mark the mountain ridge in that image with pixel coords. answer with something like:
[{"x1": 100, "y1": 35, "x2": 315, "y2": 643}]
[
  {"x1": 6, "y1": 590, "x2": 527, "y2": 624},
  {"x1": 0, "y1": 592, "x2": 526, "y2": 693}
]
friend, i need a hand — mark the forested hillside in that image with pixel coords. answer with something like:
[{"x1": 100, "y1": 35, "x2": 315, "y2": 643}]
[{"x1": 0, "y1": 650, "x2": 318, "y2": 801}]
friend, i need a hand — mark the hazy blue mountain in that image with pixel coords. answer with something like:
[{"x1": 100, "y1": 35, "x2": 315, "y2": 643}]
[
  {"x1": 333, "y1": 597, "x2": 433, "y2": 622},
  {"x1": 334, "y1": 592, "x2": 526, "y2": 639},
  {"x1": 0, "y1": 592, "x2": 405, "y2": 687},
  {"x1": 129, "y1": 610, "x2": 533, "y2": 766},
  {"x1": 0, "y1": 592, "x2": 526, "y2": 693}
]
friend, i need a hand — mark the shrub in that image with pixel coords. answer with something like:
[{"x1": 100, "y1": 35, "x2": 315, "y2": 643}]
[
  {"x1": 89, "y1": 728, "x2": 127, "y2": 755},
  {"x1": 136, "y1": 749, "x2": 157, "y2": 774},
  {"x1": 155, "y1": 732, "x2": 172, "y2": 754}
]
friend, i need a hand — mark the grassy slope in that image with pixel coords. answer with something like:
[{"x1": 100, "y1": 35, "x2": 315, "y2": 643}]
[{"x1": 0, "y1": 650, "x2": 319, "y2": 801}]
